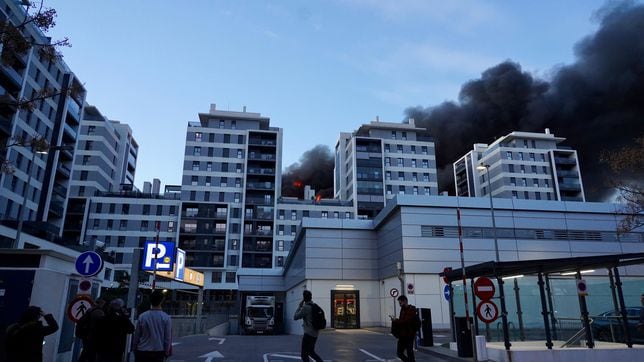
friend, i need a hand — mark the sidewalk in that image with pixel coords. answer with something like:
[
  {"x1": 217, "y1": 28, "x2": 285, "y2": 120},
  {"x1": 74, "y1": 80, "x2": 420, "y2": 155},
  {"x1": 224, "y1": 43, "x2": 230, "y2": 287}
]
[{"x1": 363, "y1": 327, "x2": 470, "y2": 361}]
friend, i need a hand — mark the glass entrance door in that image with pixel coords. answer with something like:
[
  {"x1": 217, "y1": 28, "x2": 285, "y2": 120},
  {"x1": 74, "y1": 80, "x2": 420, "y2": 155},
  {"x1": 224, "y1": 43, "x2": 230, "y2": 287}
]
[{"x1": 332, "y1": 290, "x2": 359, "y2": 329}]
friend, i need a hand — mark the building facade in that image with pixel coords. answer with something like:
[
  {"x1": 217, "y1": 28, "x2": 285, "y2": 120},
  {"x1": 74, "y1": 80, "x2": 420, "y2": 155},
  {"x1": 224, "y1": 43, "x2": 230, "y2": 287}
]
[
  {"x1": 0, "y1": 0, "x2": 87, "y2": 247},
  {"x1": 454, "y1": 129, "x2": 585, "y2": 201},
  {"x1": 334, "y1": 118, "x2": 438, "y2": 219}
]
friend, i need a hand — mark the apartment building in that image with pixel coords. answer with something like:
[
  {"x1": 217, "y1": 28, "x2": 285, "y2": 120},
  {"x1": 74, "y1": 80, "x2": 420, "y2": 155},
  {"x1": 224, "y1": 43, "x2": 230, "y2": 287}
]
[
  {"x1": 334, "y1": 118, "x2": 438, "y2": 218},
  {"x1": 62, "y1": 105, "x2": 138, "y2": 244},
  {"x1": 0, "y1": 0, "x2": 86, "y2": 246},
  {"x1": 453, "y1": 129, "x2": 585, "y2": 201}
]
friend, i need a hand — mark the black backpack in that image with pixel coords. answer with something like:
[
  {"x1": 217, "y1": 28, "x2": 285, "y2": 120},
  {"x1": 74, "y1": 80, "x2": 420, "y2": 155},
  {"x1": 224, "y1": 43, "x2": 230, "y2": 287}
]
[
  {"x1": 413, "y1": 306, "x2": 422, "y2": 331},
  {"x1": 74, "y1": 308, "x2": 94, "y2": 339},
  {"x1": 310, "y1": 303, "x2": 326, "y2": 330}
]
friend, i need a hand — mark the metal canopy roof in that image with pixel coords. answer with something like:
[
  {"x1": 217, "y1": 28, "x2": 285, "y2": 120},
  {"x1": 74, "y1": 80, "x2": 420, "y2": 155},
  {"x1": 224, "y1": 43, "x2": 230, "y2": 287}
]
[{"x1": 439, "y1": 252, "x2": 644, "y2": 283}]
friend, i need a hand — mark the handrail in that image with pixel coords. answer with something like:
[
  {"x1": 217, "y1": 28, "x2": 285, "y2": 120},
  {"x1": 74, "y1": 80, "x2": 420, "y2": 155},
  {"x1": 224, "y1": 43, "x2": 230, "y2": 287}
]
[{"x1": 560, "y1": 317, "x2": 593, "y2": 348}]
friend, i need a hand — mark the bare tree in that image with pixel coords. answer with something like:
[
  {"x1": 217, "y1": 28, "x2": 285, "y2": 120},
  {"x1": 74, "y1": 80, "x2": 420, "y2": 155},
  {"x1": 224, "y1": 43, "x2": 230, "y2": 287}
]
[{"x1": 601, "y1": 136, "x2": 644, "y2": 233}]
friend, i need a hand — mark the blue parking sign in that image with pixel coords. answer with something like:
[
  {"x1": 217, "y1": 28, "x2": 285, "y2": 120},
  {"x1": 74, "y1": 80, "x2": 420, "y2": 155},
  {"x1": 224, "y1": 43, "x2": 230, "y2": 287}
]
[
  {"x1": 444, "y1": 285, "x2": 451, "y2": 301},
  {"x1": 142, "y1": 241, "x2": 176, "y2": 271}
]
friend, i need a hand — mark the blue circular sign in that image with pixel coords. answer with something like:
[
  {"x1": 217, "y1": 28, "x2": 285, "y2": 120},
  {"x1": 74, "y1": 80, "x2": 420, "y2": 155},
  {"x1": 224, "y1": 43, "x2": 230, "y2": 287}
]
[
  {"x1": 444, "y1": 285, "x2": 452, "y2": 301},
  {"x1": 75, "y1": 251, "x2": 103, "y2": 277}
]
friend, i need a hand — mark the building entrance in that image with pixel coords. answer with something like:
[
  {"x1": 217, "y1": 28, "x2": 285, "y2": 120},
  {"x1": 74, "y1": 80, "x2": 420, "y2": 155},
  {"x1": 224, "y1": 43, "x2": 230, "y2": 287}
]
[{"x1": 331, "y1": 290, "x2": 359, "y2": 329}]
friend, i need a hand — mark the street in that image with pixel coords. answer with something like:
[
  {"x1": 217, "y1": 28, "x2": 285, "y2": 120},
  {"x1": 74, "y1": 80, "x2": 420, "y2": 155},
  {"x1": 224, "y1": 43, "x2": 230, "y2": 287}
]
[{"x1": 167, "y1": 328, "x2": 454, "y2": 362}]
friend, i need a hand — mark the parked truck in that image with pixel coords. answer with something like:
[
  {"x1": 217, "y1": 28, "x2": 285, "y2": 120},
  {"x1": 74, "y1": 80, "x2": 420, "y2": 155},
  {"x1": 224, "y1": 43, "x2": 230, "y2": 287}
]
[{"x1": 244, "y1": 295, "x2": 275, "y2": 334}]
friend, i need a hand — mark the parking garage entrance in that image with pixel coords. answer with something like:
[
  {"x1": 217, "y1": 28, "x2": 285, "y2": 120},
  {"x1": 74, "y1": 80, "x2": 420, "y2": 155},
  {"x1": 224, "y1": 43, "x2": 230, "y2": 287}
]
[{"x1": 331, "y1": 290, "x2": 360, "y2": 329}]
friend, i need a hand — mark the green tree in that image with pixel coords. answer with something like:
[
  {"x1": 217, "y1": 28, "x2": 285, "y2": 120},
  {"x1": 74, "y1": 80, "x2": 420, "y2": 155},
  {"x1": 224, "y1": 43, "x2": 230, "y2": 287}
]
[{"x1": 601, "y1": 136, "x2": 644, "y2": 233}]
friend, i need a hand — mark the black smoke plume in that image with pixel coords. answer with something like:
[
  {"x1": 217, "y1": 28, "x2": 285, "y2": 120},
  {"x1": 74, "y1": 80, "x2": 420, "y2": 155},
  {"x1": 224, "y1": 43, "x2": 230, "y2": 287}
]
[
  {"x1": 281, "y1": 145, "x2": 335, "y2": 199},
  {"x1": 407, "y1": 2, "x2": 644, "y2": 201}
]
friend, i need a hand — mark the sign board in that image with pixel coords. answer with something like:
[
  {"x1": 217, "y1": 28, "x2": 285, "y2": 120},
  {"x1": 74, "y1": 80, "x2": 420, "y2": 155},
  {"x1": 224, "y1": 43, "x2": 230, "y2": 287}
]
[
  {"x1": 442, "y1": 267, "x2": 452, "y2": 284},
  {"x1": 474, "y1": 277, "x2": 495, "y2": 301},
  {"x1": 577, "y1": 279, "x2": 588, "y2": 296},
  {"x1": 407, "y1": 283, "x2": 415, "y2": 294},
  {"x1": 443, "y1": 285, "x2": 451, "y2": 301},
  {"x1": 75, "y1": 251, "x2": 103, "y2": 277},
  {"x1": 142, "y1": 241, "x2": 176, "y2": 271},
  {"x1": 175, "y1": 248, "x2": 186, "y2": 280},
  {"x1": 476, "y1": 300, "x2": 499, "y2": 324},
  {"x1": 77, "y1": 279, "x2": 92, "y2": 295},
  {"x1": 67, "y1": 295, "x2": 94, "y2": 323},
  {"x1": 389, "y1": 288, "x2": 399, "y2": 298}
]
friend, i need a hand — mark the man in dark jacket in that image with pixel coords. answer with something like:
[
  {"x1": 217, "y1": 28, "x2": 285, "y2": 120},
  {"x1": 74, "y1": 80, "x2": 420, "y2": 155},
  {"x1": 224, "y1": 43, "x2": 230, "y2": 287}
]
[
  {"x1": 391, "y1": 295, "x2": 416, "y2": 362},
  {"x1": 77, "y1": 298, "x2": 106, "y2": 362},
  {"x1": 5, "y1": 306, "x2": 59, "y2": 362},
  {"x1": 294, "y1": 290, "x2": 323, "y2": 362},
  {"x1": 95, "y1": 298, "x2": 135, "y2": 362}
]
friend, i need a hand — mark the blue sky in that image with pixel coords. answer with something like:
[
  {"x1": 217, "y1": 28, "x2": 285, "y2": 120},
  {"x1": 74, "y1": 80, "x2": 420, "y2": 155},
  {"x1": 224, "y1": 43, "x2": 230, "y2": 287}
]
[{"x1": 46, "y1": 0, "x2": 608, "y2": 190}]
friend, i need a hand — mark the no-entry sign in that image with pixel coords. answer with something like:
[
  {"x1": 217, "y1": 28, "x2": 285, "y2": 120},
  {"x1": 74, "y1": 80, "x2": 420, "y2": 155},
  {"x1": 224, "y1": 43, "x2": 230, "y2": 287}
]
[{"x1": 474, "y1": 277, "x2": 495, "y2": 300}]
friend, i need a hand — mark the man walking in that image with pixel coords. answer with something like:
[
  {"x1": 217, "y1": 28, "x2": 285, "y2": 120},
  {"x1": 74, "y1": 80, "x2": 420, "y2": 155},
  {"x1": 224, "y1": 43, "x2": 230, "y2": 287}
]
[
  {"x1": 391, "y1": 295, "x2": 417, "y2": 362},
  {"x1": 132, "y1": 290, "x2": 172, "y2": 362},
  {"x1": 294, "y1": 290, "x2": 324, "y2": 362}
]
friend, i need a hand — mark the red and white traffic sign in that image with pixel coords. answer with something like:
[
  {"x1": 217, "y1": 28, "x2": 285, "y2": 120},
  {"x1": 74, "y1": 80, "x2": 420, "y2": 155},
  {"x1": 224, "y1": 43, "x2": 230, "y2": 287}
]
[
  {"x1": 67, "y1": 295, "x2": 94, "y2": 323},
  {"x1": 577, "y1": 279, "x2": 588, "y2": 296},
  {"x1": 474, "y1": 277, "x2": 496, "y2": 300},
  {"x1": 476, "y1": 300, "x2": 499, "y2": 324}
]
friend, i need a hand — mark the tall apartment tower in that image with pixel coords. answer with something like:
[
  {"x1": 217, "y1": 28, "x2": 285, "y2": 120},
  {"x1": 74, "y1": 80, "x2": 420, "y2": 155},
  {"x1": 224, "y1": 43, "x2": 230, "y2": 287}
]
[
  {"x1": 180, "y1": 104, "x2": 282, "y2": 290},
  {"x1": 63, "y1": 105, "x2": 139, "y2": 245},
  {"x1": 453, "y1": 129, "x2": 585, "y2": 201},
  {"x1": 335, "y1": 118, "x2": 438, "y2": 218},
  {"x1": 0, "y1": 0, "x2": 86, "y2": 246}
]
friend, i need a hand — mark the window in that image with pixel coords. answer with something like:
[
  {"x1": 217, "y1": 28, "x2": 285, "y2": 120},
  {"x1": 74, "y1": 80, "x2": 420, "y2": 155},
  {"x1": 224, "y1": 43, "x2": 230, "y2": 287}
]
[
  {"x1": 523, "y1": 140, "x2": 528, "y2": 148},
  {"x1": 215, "y1": 223, "x2": 226, "y2": 232},
  {"x1": 120, "y1": 220, "x2": 127, "y2": 229},
  {"x1": 143, "y1": 205, "x2": 150, "y2": 215},
  {"x1": 413, "y1": 186, "x2": 418, "y2": 195},
  {"x1": 540, "y1": 154, "x2": 545, "y2": 162},
  {"x1": 303, "y1": 210, "x2": 309, "y2": 217},
  {"x1": 385, "y1": 158, "x2": 391, "y2": 166},
  {"x1": 399, "y1": 186, "x2": 405, "y2": 195},
  {"x1": 345, "y1": 212, "x2": 351, "y2": 218},
  {"x1": 518, "y1": 153, "x2": 524, "y2": 160},
  {"x1": 421, "y1": 146, "x2": 428, "y2": 155},
  {"x1": 542, "y1": 166, "x2": 548, "y2": 174},
  {"x1": 219, "y1": 120, "x2": 225, "y2": 128},
  {"x1": 93, "y1": 219, "x2": 100, "y2": 229},
  {"x1": 205, "y1": 177, "x2": 211, "y2": 186},
  {"x1": 411, "y1": 159, "x2": 416, "y2": 168},
  {"x1": 291, "y1": 225, "x2": 296, "y2": 235},
  {"x1": 529, "y1": 153, "x2": 535, "y2": 161},
  {"x1": 107, "y1": 220, "x2": 113, "y2": 230},
  {"x1": 96, "y1": 203, "x2": 102, "y2": 213},
  {"x1": 544, "y1": 180, "x2": 550, "y2": 187},
  {"x1": 237, "y1": 150, "x2": 243, "y2": 158},
  {"x1": 506, "y1": 152, "x2": 512, "y2": 160},
  {"x1": 117, "y1": 236, "x2": 125, "y2": 247},
  {"x1": 520, "y1": 165, "x2": 525, "y2": 173},
  {"x1": 401, "y1": 131, "x2": 407, "y2": 140},
  {"x1": 397, "y1": 158, "x2": 403, "y2": 166},
  {"x1": 194, "y1": 147, "x2": 201, "y2": 156},
  {"x1": 236, "y1": 164, "x2": 243, "y2": 173},
  {"x1": 386, "y1": 185, "x2": 392, "y2": 195},
  {"x1": 524, "y1": 191, "x2": 529, "y2": 199},
  {"x1": 532, "y1": 140, "x2": 536, "y2": 148},
  {"x1": 397, "y1": 145, "x2": 403, "y2": 153},
  {"x1": 276, "y1": 256, "x2": 284, "y2": 267},
  {"x1": 207, "y1": 162, "x2": 212, "y2": 171},
  {"x1": 423, "y1": 173, "x2": 429, "y2": 182},
  {"x1": 195, "y1": 132, "x2": 202, "y2": 142},
  {"x1": 522, "y1": 178, "x2": 527, "y2": 186},
  {"x1": 391, "y1": 131, "x2": 396, "y2": 139},
  {"x1": 211, "y1": 272, "x2": 222, "y2": 283},
  {"x1": 80, "y1": 171, "x2": 88, "y2": 180},
  {"x1": 424, "y1": 187, "x2": 430, "y2": 194},
  {"x1": 277, "y1": 240, "x2": 284, "y2": 251},
  {"x1": 222, "y1": 148, "x2": 229, "y2": 158},
  {"x1": 531, "y1": 165, "x2": 537, "y2": 173},
  {"x1": 184, "y1": 222, "x2": 197, "y2": 233},
  {"x1": 291, "y1": 211, "x2": 297, "y2": 220},
  {"x1": 231, "y1": 120, "x2": 236, "y2": 129},
  {"x1": 547, "y1": 193, "x2": 552, "y2": 200},
  {"x1": 398, "y1": 171, "x2": 404, "y2": 179},
  {"x1": 229, "y1": 255, "x2": 238, "y2": 266},
  {"x1": 385, "y1": 144, "x2": 390, "y2": 153},
  {"x1": 411, "y1": 145, "x2": 416, "y2": 154},
  {"x1": 412, "y1": 173, "x2": 417, "y2": 181},
  {"x1": 535, "y1": 192, "x2": 541, "y2": 200},
  {"x1": 533, "y1": 178, "x2": 539, "y2": 187},
  {"x1": 422, "y1": 160, "x2": 429, "y2": 168},
  {"x1": 82, "y1": 155, "x2": 90, "y2": 165},
  {"x1": 226, "y1": 272, "x2": 236, "y2": 283},
  {"x1": 512, "y1": 191, "x2": 518, "y2": 198},
  {"x1": 509, "y1": 164, "x2": 514, "y2": 172},
  {"x1": 221, "y1": 163, "x2": 228, "y2": 172},
  {"x1": 510, "y1": 177, "x2": 516, "y2": 186},
  {"x1": 191, "y1": 176, "x2": 198, "y2": 186},
  {"x1": 221, "y1": 177, "x2": 227, "y2": 187},
  {"x1": 141, "y1": 220, "x2": 148, "y2": 231},
  {"x1": 321, "y1": 211, "x2": 328, "y2": 219},
  {"x1": 192, "y1": 161, "x2": 200, "y2": 171},
  {"x1": 333, "y1": 211, "x2": 339, "y2": 218},
  {"x1": 122, "y1": 204, "x2": 129, "y2": 215}
]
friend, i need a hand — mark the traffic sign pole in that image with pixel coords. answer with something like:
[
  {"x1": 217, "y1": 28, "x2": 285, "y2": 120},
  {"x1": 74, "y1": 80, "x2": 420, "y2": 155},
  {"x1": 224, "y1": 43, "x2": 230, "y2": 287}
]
[{"x1": 152, "y1": 221, "x2": 160, "y2": 290}]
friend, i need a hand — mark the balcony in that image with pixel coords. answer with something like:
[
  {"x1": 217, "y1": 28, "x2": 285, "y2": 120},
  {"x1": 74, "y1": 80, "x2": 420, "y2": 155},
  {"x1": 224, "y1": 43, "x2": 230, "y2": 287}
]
[
  {"x1": 247, "y1": 168, "x2": 275, "y2": 176},
  {"x1": 558, "y1": 182, "x2": 582, "y2": 191},
  {"x1": 53, "y1": 184, "x2": 68, "y2": 198},
  {"x1": 49, "y1": 200, "x2": 65, "y2": 216},
  {"x1": 66, "y1": 98, "x2": 82, "y2": 121},
  {"x1": 554, "y1": 157, "x2": 577, "y2": 165},
  {"x1": 248, "y1": 138, "x2": 276, "y2": 146},
  {"x1": 248, "y1": 153, "x2": 276, "y2": 162},
  {"x1": 246, "y1": 182, "x2": 274, "y2": 190},
  {"x1": 56, "y1": 164, "x2": 71, "y2": 178},
  {"x1": 245, "y1": 198, "x2": 273, "y2": 206}
]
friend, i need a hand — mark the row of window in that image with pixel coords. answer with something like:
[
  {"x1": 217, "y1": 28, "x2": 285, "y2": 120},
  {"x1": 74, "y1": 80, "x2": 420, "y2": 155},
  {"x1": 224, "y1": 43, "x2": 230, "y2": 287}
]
[
  {"x1": 211, "y1": 271, "x2": 238, "y2": 283},
  {"x1": 386, "y1": 171, "x2": 432, "y2": 182},
  {"x1": 192, "y1": 147, "x2": 244, "y2": 158},
  {"x1": 386, "y1": 185, "x2": 431, "y2": 195},
  {"x1": 421, "y1": 225, "x2": 643, "y2": 243},
  {"x1": 384, "y1": 144, "x2": 430, "y2": 154},
  {"x1": 94, "y1": 203, "x2": 176, "y2": 215},
  {"x1": 190, "y1": 161, "x2": 244, "y2": 173},
  {"x1": 384, "y1": 158, "x2": 431, "y2": 168},
  {"x1": 193, "y1": 132, "x2": 244, "y2": 144},
  {"x1": 277, "y1": 210, "x2": 352, "y2": 219},
  {"x1": 508, "y1": 177, "x2": 551, "y2": 188},
  {"x1": 506, "y1": 151, "x2": 547, "y2": 162},
  {"x1": 92, "y1": 219, "x2": 176, "y2": 232}
]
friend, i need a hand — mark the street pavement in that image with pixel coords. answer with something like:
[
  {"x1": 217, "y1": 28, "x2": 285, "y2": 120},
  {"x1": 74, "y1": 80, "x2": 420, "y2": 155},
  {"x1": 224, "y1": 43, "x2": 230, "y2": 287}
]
[{"x1": 167, "y1": 328, "x2": 457, "y2": 362}]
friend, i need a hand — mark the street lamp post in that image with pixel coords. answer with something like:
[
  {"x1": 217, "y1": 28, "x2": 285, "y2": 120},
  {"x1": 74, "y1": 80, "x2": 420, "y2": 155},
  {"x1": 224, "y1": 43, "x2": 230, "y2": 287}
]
[
  {"x1": 12, "y1": 143, "x2": 49, "y2": 249},
  {"x1": 476, "y1": 164, "x2": 499, "y2": 262}
]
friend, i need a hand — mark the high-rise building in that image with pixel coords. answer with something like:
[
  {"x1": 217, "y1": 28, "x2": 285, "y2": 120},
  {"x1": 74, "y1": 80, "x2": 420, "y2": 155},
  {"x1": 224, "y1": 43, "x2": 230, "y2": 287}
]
[
  {"x1": 0, "y1": 0, "x2": 86, "y2": 246},
  {"x1": 63, "y1": 105, "x2": 139, "y2": 245},
  {"x1": 334, "y1": 118, "x2": 438, "y2": 218},
  {"x1": 453, "y1": 129, "x2": 585, "y2": 201},
  {"x1": 180, "y1": 104, "x2": 283, "y2": 290}
]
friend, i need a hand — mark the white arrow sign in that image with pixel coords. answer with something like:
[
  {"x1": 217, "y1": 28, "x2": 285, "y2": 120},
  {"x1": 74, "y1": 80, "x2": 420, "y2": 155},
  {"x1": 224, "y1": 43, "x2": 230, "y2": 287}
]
[
  {"x1": 199, "y1": 351, "x2": 224, "y2": 361},
  {"x1": 208, "y1": 337, "x2": 225, "y2": 345},
  {"x1": 82, "y1": 255, "x2": 94, "y2": 274}
]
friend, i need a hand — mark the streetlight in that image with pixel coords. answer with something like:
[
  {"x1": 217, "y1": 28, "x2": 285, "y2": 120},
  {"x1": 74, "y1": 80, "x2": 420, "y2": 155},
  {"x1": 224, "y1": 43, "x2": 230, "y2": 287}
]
[
  {"x1": 11, "y1": 141, "x2": 73, "y2": 249},
  {"x1": 476, "y1": 164, "x2": 499, "y2": 262},
  {"x1": 12, "y1": 140, "x2": 49, "y2": 249}
]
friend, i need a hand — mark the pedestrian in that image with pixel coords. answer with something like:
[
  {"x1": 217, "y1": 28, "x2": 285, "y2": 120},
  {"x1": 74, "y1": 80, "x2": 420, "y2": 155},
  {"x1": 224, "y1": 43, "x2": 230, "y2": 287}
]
[
  {"x1": 294, "y1": 290, "x2": 324, "y2": 362},
  {"x1": 4, "y1": 305, "x2": 59, "y2": 362},
  {"x1": 638, "y1": 293, "x2": 644, "y2": 335},
  {"x1": 132, "y1": 290, "x2": 172, "y2": 362},
  {"x1": 77, "y1": 298, "x2": 106, "y2": 362},
  {"x1": 95, "y1": 299, "x2": 135, "y2": 362},
  {"x1": 390, "y1": 295, "x2": 417, "y2": 362}
]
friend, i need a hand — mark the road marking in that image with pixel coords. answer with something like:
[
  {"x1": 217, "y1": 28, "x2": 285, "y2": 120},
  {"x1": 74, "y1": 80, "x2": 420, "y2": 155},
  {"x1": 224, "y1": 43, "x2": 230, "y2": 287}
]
[
  {"x1": 172, "y1": 342, "x2": 181, "y2": 346},
  {"x1": 359, "y1": 348, "x2": 386, "y2": 361},
  {"x1": 208, "y1": 337, "x2": 226, "y2": 345},
  {"x1": 198, "y1": 351, "x2": 224, "y2": 361},
  {"x1": 262, "y1": 352, "x2": 300, "y2": 361}
]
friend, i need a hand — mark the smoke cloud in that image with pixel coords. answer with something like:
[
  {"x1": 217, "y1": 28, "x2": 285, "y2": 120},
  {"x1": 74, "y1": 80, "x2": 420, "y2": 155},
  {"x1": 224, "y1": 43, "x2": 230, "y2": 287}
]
[
  {"x1": 281, "y1": 145, "x2": 335, "y2": 199},
  {"x1": 283, "y1": 3, "x2": 644, "y2": 201},
  {"x1": 407, "y1": 2, "x2": 644, "y2": 200}
]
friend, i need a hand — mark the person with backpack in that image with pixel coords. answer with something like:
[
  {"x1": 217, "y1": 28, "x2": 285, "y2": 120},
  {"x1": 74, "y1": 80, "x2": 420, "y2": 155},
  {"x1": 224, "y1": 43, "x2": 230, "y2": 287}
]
[
  {"x1": 294, "y1": 290, "x2": 324, "y2": 362},
  {"x1": 76, "y1": 298, "x2": 106, "y2": 362},
  {"x1": 4, "y1": 306, "x2": 58, "y2": 362},
  {"x1": 390, "y1": 295, "x2": 418, "y2": 362},
  {"x1": 95, "y1": 299, "x2": 135, "y2": 362}
]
